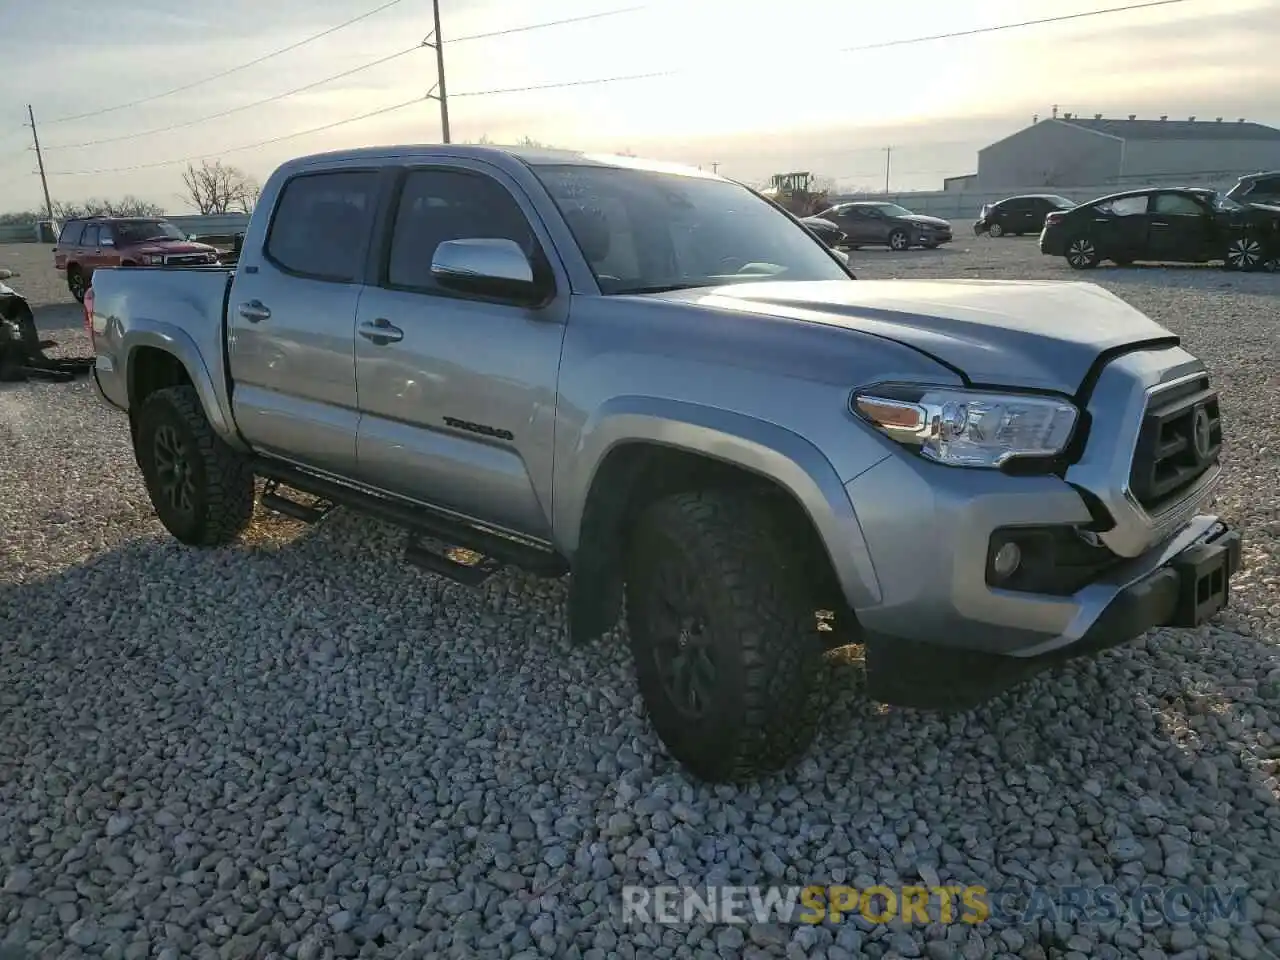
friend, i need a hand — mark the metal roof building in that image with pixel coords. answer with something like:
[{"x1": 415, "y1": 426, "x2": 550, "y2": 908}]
[{"x1": 976, "y1": 114, "x2": 1280, "y2": 188}]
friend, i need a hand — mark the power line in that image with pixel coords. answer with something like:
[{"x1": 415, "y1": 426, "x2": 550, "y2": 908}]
[
  {"x1": 837, "y1": 0, "x2": 1197, "y2": 52},
  {"x1": 42, "y1": 0, "x2": 408, "y2": 125},
  {"x1": 40, "y1": 0, "x2": 1203, "y2": 177},
  {"x1": 40, "y1": 7, "x2": 645, "y2": 151},
  {"x1": 47, "y1": 97, "x2": 426, "y2": 177},
  {"x1": 45, "y1": 69, "x2": 669, "y2": 176},
  {"x1": 43, "y1": 46, "x2": 423, "y2": 150},
  {"x1": 451, "y1": 70, "x2": 672, "y2": 98},
  {"x1": 449, "y1": 6, "x2": 643, "y2": 43}
]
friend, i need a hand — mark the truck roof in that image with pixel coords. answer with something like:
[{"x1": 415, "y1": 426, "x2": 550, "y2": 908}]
[{"x1": 278, "y1": 143, "x2": 723, "y2": 181}]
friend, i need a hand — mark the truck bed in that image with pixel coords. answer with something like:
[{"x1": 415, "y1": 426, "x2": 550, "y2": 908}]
[{"x1": 88, "y1": 265, "x2": 236, "y2": 426}]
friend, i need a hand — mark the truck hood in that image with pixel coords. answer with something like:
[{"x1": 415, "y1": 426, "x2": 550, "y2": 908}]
[{"x1": 650, "y1": 278, "x2": 1177, "y2": 394}]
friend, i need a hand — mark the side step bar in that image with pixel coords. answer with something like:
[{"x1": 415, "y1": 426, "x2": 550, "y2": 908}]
[{"x1": 254, "y1": 460, "x2": 569, "y2": 585}]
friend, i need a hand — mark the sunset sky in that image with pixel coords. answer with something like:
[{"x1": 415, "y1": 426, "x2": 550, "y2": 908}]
[{"x1": 0, "y1": 0, "x2": 1276, "y2": 214}]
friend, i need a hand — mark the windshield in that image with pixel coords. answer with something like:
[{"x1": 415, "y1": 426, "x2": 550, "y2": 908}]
[
  {"x1": 871, "y1": 203, "x2": 913, "y2": 217},
  {"x1": 112, "y1": 220, "x2": 186, "y2": 243},
  {"x1": 531, "y1": 164, "x2": 851, "y2": 295}
]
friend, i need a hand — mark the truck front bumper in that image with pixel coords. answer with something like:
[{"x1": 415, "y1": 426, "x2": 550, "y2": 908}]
[
  {"x1": 840, "y1": 438, "x2": 1243, "y2": 709},
  {"x1": 860, "y1": 518, "x2": 1241, "y2": 710}
]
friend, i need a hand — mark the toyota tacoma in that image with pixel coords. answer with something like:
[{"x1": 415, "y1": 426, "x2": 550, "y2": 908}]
[{"x1": 86, "y1": 145, "x2": 1242, "y2": 782}]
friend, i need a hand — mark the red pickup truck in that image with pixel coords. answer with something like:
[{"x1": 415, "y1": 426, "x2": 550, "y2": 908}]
[{"x1": 53, "y1": 216, "x2": 220, "y2": 302}]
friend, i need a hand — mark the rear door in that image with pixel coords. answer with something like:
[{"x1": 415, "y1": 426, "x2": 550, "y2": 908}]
[
  {"x1": 79, "y1": 223, "x2": 103, "y2": 275},
  {"x1": 227, "y1": 167, "x2": 384, "y2": 477},
  {"x1": 1003, "y1": 198, "x2": 1035, "y2": 233},
  {"x1": 1089, "y1": 194, "x2": 1151, "y2": 259},
  {"x1": 1148, "y1": 191, "x2": 1214, "y2": 261},
  {"x1": 352, "y1": 161, "x2": 568, "y2": 538}
]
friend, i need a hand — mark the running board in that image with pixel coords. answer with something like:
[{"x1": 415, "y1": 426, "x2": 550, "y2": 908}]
[
  {"x1": 253, "y1": 460, "x2": 569, "y2": 583},
  {"x1": 260, "y1": 480, "x2": 333, "y2": 523}
]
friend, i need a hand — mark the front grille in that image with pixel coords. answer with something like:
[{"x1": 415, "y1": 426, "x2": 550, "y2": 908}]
[
  {"x1": 165, "y1": 254, "x2": 210, "y2": 266},
  {"x1": 1128, "y1": 375, "x2": 1221, "y2": 511}
]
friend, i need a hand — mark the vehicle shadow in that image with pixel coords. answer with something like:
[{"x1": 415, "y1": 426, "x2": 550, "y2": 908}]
[{"x1": 1091, "y1": 263, "x2": 1280, "y2": 297}]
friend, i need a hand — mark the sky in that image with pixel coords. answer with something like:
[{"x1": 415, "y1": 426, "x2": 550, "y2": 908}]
[{"x1": 0, "y1": 0, "x2": 1278, "y2": 215}]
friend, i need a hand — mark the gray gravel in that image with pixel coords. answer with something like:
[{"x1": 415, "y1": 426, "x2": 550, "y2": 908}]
[{"x1": 1, "y1": 239, "x2": 1278, "y2": 959}]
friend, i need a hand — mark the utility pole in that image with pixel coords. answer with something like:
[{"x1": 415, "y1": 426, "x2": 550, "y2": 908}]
[
  {"x1": 883, "y1": 146, "x2": 892, "y2": 194},
  {"x1": 424, "y1": 0, "x2": 451, "y2": 143},
  {"x1": 27, "y1": 105, "x2": 54, "y2": 221},
  {"x1": 711, "y1": 162, "x2": 719, "y2": 174}
]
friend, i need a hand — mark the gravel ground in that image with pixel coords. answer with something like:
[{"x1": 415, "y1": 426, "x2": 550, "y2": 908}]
[{"x1": 1, "y1": 238, "x2": 1278, "y2": 960}]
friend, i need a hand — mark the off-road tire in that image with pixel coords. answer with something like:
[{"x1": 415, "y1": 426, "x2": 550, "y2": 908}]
[
  {"x1": 625, "y1": 490, "x2": 826, "y2": 782},
  {"x1": 134, "y1": 385, "x2": 255, "y2": 546},
  {"x1": 67, "y1": 266, "x2": 87, "y2": 303}
]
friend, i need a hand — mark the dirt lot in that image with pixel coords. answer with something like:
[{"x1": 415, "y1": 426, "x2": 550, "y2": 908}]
[{"x1": 1, "y1": 236, "x2": 1278, "y2": 960}]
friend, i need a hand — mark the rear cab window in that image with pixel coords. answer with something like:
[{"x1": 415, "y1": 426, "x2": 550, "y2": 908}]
[{"x1": 264, "y1": 170, "x2": 381, "y2": 282}]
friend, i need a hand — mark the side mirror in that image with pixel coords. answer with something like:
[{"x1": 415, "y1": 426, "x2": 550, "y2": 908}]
[
  {"x1": 430, "y1": 238, "x2": 542, "y2": 302},
  {"x1": 188, "y1": 234, "x2": 198, "y2": 241}
]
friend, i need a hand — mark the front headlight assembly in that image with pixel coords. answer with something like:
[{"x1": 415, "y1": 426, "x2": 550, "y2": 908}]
[{"x1": 852, "y1": 383, "x2": 1079, "y2": 469}]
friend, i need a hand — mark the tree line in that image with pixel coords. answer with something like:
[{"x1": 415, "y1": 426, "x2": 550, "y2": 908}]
[{"x1": 0, "y1": 160, "x2": 261, "y2": 225}]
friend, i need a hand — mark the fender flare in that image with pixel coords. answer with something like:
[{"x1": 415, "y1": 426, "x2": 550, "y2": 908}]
[
  {"x1": 559, "y1": 396, "x2": 883, "y2": 609},
  {"x1": 121, "y1": 322, "x2": 244, "y2": 448}
]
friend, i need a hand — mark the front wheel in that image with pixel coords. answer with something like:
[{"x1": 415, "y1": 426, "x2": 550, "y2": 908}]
[
  {"x1": 888, "y1": 229, "x2": 910, "y2": 251},
  {"x1": 987, "y1": 222, "x2": 1005, "y2": 238},
  {"x1": 1065, "y1": 237, "x2": 1100, "y2": 269},
  {"x1": 134, "y1": 385, "x2": 256, "y2": 546},
  {"x1": 1224, "y1": 235, "x2": 1264, "y2": 271},
  {"x1": 67, "y1": 267, "x2": 87, "y2": 303},
  {"x1": 625, "y1": 491, "x2": 825, "y2": 782}
]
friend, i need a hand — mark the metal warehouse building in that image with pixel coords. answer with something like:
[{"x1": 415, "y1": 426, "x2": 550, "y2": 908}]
[{"x1": 976, "y1": 114, "x2": 1280, "y2": 188}]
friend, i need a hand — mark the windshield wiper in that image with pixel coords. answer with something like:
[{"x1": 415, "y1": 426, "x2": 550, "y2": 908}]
[{"x1": 610, "y1": 281, "x2": 713, "y2": 295}]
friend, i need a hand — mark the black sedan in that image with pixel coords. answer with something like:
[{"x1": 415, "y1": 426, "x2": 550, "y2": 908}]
[
  {"x1": 799, "y1": 215, "x2": 844, "y2": 248},
  {"x1": 974, "y1": 194, "x2": 1076, "y2": 237},
  {"x1": 814, "y1": 201, "x2": 952, "y2": 251},
  {"x1": 1039, "y1": 187, "x2": 1280, "y2": 271}
]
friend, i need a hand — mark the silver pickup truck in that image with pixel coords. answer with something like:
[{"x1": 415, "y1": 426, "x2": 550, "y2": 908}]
[{"x1": 87, "y1": 145, "x2": 1242, "y2": 782}]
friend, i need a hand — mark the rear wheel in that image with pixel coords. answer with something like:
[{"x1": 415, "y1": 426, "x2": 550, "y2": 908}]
[
  {"x1": 133, "y1": 386, "x2": 256, "y2": 546},
  {"x1": 888, "y1": 229, "x2": 910, "y2": 251},
  {"x1": 1066, "y1": 237, "x2": 1100, "y2": 269},
  {"x1": 625, "y1": 491, "x2": 826, "y2": 782},
  {"x1": 1224, "y1": 235, "x2": 1264, "y2": 271},
  {"x1": 988, "y1": 222, "x2": 1005, "y2": 238},
  {"x1": 67, "y1": 266, "x2": 87, "y2": 303}
]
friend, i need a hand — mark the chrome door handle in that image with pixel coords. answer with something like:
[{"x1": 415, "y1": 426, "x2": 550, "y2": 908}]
[
  {"x1": 358, "y1": 318, "x2": 403, "y2": 345},
  {"x1": 237, "y1": 300, "x2": 271, "y2": 322}
]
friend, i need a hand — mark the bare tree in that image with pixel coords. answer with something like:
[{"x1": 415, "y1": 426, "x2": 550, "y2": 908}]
[
  {"x1": 181, "y1": 160, "x2": 261, "y2": 215},
  {"x1": 51, "y1": 196, "x2": 165, "y2": 219}
]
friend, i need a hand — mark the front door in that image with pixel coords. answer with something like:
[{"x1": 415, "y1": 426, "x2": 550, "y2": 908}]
[
  {"x1": 353, "y1": 162, "x2": 568, "y2": 539},
  {"x1": 1148, "y1": 192, "x2": 1214, "y2": 261},
  {"x1": 226, "y1": 167, "x2": 383, "y2": 477}
]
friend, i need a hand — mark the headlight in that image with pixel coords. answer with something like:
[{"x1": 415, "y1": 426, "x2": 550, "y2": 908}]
[
  {"x1": 852, "y1": 383, "x2": 1079, "y2": 468},
  {"x1": 144, "y1": 254, "x2": 164, "y2": 265}
]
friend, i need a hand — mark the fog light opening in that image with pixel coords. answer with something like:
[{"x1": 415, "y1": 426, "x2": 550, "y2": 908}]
[{"x1": 992, "y1": 541, "x2": 1022, "y2": 580}]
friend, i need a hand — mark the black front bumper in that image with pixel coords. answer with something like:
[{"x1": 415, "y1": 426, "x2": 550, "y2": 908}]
[{"x1": 865, "y1": 522, "x2": 1243, "y2": 710}]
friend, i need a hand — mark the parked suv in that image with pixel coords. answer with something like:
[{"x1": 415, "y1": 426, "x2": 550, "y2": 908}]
[
  {"x1": 53, "y1": 217, "x2": 220, "y2": 302},
  {"x1": 975, "y1": 194, "x2": 1076, "y2": 237},
  {"x1": 1225, "y1": 170, "x2": 1280, "y2": 208}
]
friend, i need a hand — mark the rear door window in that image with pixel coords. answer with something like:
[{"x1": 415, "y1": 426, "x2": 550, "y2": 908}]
[
  {"x1": 1096, "y1": 196, "x2": 1149, "y2": 216},
  {"x1": 81, "y1": 224, "x2": 101, "y2": 247},
  {"x1": 1153, "y1": 193, "x2": 1205, "y2": 216},
  {"x1": 265, "y1": 171, "x2": 381, "y2": 282}
]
